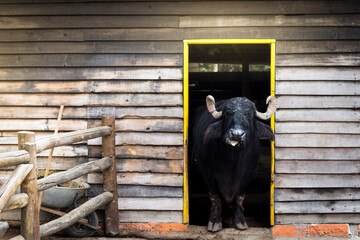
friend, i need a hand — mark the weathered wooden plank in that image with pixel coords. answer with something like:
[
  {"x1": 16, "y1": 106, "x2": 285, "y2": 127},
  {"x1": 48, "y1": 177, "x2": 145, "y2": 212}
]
[
  {"x1": 276, "y1": 53, "x2": 360, "y2": 66},
  {"x1": 0, "y1": 106, "x2": 182, "y2": 119},
  {"x1": 276, "y1": 134, "x2": 360, "y2": 147},
  {"x1": 84, "y1": 27, "x2": 360, "y2": 41},
  {"x1": 276, "y1": 67, "x2": 360, "y2": 80},
  {"x1": 276, "y1": 40, "x2": 360, "y2": 54},
  {"x1": 276, "y1": 81, "x2": 360, "y2": 95},
  {"x1": 180, "y1": 14, "x2": 360, "y2": 27},
  {"x1": 0, "y1": 29, "x2": 84, "y2": 42},
  {"x1": 275, "y1": 213, "x2": 360, "y2": 225},
  {"x1": 87, "y1": 107, "x2": 183, "y2": 119},
  {"x1": 0, "y1": 93, "x2": 183, "y2": 107},
  {"x1": 88, "y1": 185, "x2": 183, "y2": 198},
  {"x1": 275, "y1": 147, "x2": 360, "y2": 160},
  {"x1": 0, "y1": 80, "x2": 182, "y2": 93},
  {"x1": 118, "y1": 210, "x2": 182, "y2": 223},
  {"x1": 0, "y1": 107, "x2": 87, "y2": 119},
  {"x1": 275, "y1": 109, "x2": 360, "y2": 122},
  {"x1": 0, "y1": 16, "x2": 178, "y2": 29},
  {"x1": 0, "y1": 209, "x2": 51, "y2": 223},
  {"x1": 118, "y1": 197, "x2": 183, "y2": 211},
  {"x1": 0, "y1": 41, "x2": 182, "y2": 54},
  {"x1": 275, "y1": 174, "x2": 360, "y2": 188},
  {"x1": 36, "y1": 157, "x2": 87, "y2": 170},
  {"x1": 1, "y1": 1, "x2": 358, "y2": 15},
  {"x1": 88, "y1": 132, "x2": 183, "y2": 146},
  {"x1": 0, "y1": 119, "x2": 87, "y2": 131},
  {"x1": 277, "y1": 96, "x2": 360, "y2": 109},
  {"x1": 88, "y1": 173, "x2": 183, "y2": 187},
  {"x1": 0, "y1": 67, "x2": 183, "y2": 80},
  {"x1": 0, "y1": 145, "x2": 87, "y2": 157},
  {"x1": 38, "y1": 146, "x2": 87, "y2": 157},
  {"x1": 115, "y1": 159, "x2": 183, "y2": 173},
  {"x1": 275, "y1": 188, "x2": 360, "y2": 202},
  {"x1": 275, "y1": 160, "x2": 360, "y2": 174},
  {"x1": 275, "y1": 122, "x2": 360, "y2": 134},
  {"x1": 89, "y1": 145, "x2": 183, "y2": 159},
  {"x1": 0, "y1": 54, "x2": 182, "y2": 67},
  {"x1": 275, "y1": 200, "x2": 360, "y2": 214},
  {"x1": 88, "y1": 119, "x2": 183, "y2": 132}
]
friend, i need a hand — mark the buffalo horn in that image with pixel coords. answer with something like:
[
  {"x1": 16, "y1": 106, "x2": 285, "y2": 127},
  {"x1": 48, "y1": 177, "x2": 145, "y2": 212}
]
[
  {"x1": 255, "y1": 96, "x2": 277, "y2": 120},
  {"x1": 206, "y1": 95, "x2": 222, "y2": 119}
]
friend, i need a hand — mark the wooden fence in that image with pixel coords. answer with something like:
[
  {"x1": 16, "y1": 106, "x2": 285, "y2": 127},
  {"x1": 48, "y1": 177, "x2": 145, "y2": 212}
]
[{"x1": 0, "y1": 115, "x2": 119, "y2": 239}]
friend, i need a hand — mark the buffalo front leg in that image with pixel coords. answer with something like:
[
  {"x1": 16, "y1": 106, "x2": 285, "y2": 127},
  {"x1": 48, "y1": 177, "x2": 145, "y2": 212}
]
[
  {"x1": 233, "y1": 195, "x2": 248, "y2": 230},
  {"x1": 207, "y1": 192, "x2": 222, "y2": 232}
]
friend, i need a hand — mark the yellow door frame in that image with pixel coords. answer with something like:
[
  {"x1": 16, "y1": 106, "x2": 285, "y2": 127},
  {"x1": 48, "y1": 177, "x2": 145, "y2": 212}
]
[{"x1": 183, "y1": 39, "x2": 276, "y2": 225}]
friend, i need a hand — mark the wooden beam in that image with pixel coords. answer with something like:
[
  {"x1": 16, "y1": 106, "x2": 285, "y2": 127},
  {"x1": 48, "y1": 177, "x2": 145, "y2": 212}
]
[
  {"x1": 40, "y1": 206, "x2": 97, "y2": 230},
  {"x1": 0, "y1": 150, "x2": 29, "y2": 168},
  {"x1": 18, "y1": 132, "x2": 39, "y2": 240},
  {"x1": 102, "y1": 116, "x2": 119, "y2": 236},
  {"x1": 0, "y1": 222, "x2": 9, "y2": 238},
  {"x1": 37, "y1": 157, "x2": 111, "y2": 191},
  {"x1": 9, "y1": 236, "x2": 25, "y2": 240},
  {"x1": 0, "y1": 164, "x2": 32, "y2": 212},
  {"x1": 35, "y1": 126, "x2": 111, "y2": 153},
  {"x1": 40, "y1": 192, "x2": 113, "y2": 237},
  {"x1": 3, "y1": 193, "x2": 28, "y2": 212}
]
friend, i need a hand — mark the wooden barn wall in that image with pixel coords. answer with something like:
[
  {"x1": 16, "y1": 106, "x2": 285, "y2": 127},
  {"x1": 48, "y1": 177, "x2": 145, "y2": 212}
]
[{"x1": 0, "y1": 0, "x2": 359, "y2": 224}]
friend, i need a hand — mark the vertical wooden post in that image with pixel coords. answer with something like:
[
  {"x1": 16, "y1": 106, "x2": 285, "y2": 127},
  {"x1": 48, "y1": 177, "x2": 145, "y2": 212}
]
[
  {"x1": 102, "y1": 116, "x2": 119, "y2": 236},
  {"x1": 18, "y1": 131, "x2": 39, "y2": 240}
]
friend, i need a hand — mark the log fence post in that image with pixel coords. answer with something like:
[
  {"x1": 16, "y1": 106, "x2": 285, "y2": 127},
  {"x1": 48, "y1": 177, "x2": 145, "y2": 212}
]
[
  {"x1": 18, "y1": 131, "x2": 40, "y2": 240},
  {"x1": 102, "y1": 115, "x2": 119, "y2": 236}
]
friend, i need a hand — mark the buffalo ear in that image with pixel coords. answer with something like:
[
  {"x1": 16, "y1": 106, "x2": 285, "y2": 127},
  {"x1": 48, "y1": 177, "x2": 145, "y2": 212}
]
[
  {"x1": 203, "y1": 120, "x2": 222, "y2": 144},
  {"x1": 255, "y1": 121, "x2": 274, "y2": 141}
]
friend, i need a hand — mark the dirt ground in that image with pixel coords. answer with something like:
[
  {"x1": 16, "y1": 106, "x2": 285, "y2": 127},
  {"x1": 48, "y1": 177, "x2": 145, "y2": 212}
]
[{"x1": 3, "y1": 226, "x2": 360, "y2": 240}]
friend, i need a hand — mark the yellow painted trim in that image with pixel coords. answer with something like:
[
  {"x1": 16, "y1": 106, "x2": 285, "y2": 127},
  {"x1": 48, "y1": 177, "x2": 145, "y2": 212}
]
[
  {"x1": 184, "y1": 39, "x2": 276, "y2": 44},
  {"x1": 183, "y1": 41, "x2": 189, "y2": 224},
  {"x1": 270, "y1": 42, "x2": 276, "y2": 226},
  {"x1": 182, "y1": 39, "x2": 276, "y2": 226}
]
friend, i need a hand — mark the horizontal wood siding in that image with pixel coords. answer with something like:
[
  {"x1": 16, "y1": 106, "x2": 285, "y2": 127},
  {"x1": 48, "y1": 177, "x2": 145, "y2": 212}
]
[
  {"x1": 275, "y1": 38, "x2": 360, "y2": 223},
  {"x1": 0, "y1": 0, "x2": 359, "y2": 225}
]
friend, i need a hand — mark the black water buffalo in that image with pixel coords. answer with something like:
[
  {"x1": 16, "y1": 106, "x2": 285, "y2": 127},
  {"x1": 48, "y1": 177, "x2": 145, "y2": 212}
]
[{"x1": 191, "y1": 95, "x2": 276, "y2": 232}]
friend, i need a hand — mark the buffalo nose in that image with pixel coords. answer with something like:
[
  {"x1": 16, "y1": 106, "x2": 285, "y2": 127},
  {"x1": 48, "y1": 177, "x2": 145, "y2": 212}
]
[{"x1": 230, "y1": 129, "x2": 245, "y2": 139}]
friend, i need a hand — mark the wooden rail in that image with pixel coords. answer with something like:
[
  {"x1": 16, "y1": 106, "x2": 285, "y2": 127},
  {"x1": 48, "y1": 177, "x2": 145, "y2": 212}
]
[
  {"x1": 0, "y1": 139, "x2": 33, "y2": 239},
  {"x1": 36, "y1": 125, "x2": 112, "y2": 153},
  {"x1": 0, "y1": 115, "x2": 119, "y2": 239}
]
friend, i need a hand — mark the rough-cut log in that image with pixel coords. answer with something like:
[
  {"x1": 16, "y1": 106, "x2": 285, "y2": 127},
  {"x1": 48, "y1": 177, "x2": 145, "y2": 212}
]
[
  {"x1": 18, "y1": 131, "x2": 39, "y2": 240},
  {"x1": 40, "y1": 192, "x2": 113, "y2": 237},
  {"x1": 37, "y1": 157, "x2": 112, "y2": 191},
  {"x1": 102, "y1": 115, "x2": 119, "y2": 236},
  {"x1": 40, "y1": 206, "x2": 97, "y2": 230},
  {"x1": 9, "y1": 236, "x2": 25, "y2": 240},
  {"x1": 3, "y1": 193, "x2": 28, "y2": 212},
  {"x1": 0, "y1": 164, "x2": 32, "y2": 212},
  {"x1": 36, "y1": 126, "x2": 112, "y2": 153},
  {"x1": 0, "y1": 150, "x2": 30, "y2": 168},
  {"x1": 0, "y1": 222, "x2": 9, "y2": 238}
]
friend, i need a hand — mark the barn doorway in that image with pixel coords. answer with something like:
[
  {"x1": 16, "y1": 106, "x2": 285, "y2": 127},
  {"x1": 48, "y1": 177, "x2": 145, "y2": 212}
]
[{"x1": 183, "y1": 40, "x2": 276, "y2": 228}]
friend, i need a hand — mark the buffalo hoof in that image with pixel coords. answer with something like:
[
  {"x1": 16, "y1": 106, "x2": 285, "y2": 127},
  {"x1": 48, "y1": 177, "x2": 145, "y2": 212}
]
[
  {"x1": 207, "y1": 221, "x2": 222, "y2": 232},
  {"x1": 234, "y1": 221, "x2": 248, "y2": 230}
]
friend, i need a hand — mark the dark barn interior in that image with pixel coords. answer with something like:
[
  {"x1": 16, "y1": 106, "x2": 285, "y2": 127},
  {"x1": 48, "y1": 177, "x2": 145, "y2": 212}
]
[{"x1": 188, "y1": 44, "x2": 272, "y2": 227}]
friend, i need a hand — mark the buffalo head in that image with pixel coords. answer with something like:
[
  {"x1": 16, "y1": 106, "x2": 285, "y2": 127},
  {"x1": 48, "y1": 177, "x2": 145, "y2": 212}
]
[{"x1": 204, "y1": 95, "x2": 276, "y2": 148}]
